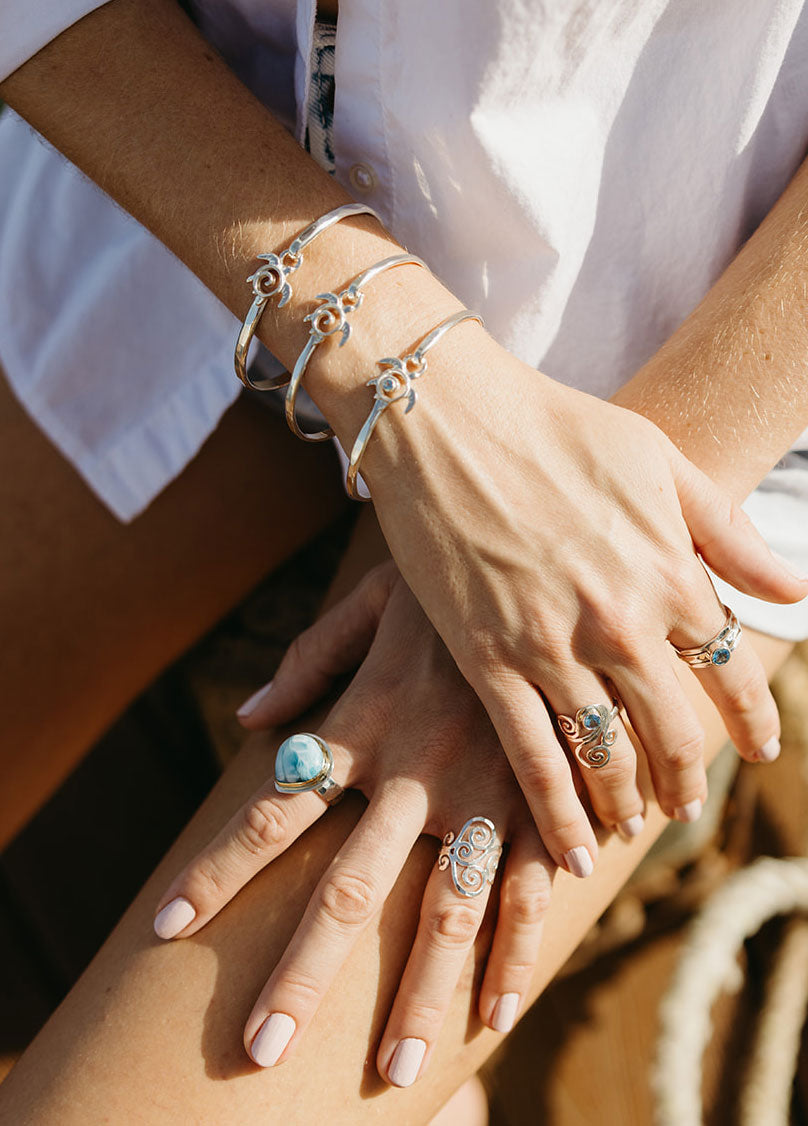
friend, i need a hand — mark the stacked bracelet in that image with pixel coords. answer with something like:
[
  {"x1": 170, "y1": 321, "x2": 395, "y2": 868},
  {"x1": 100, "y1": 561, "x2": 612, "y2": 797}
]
[
  {"x1": 234, "y1": 202, "x2": 380, "y2": 391},
  {"x1": 346, "y1": 309, "x2": 484, "y2": 501},
  {"x1": 285, "y1": 253, "x2": 427, "y2": 442}
]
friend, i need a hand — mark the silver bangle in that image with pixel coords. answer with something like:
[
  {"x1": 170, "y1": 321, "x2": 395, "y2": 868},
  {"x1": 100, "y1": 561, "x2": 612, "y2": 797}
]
[
  {"x1": 285, "y1": 254, "x2": 427, "y2": 442},
  {"x1": 234, "y1": 202, "x2": 380, "y2": 392},
  {"x1": 346, "y1": 309, "x2": 484, "y2": 501}
]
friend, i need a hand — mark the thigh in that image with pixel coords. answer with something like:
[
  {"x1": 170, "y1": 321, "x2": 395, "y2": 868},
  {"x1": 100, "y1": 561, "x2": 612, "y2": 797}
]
[
  {"x1": 0, "y1": 613, "x2": 791, "y2": 1122},
  {"x1": 0, "y1": 370, "x2": 348, "y2": 846}
]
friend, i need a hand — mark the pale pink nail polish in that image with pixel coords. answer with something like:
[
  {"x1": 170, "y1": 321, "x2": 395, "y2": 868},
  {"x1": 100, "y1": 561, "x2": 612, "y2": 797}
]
[
  {"x1": 153, "y1": 896, "x2": 196, "y2": 940},
  {"x1": 617, "y1": 814, "x2": 645, "y2": 840},
  {"x1": 674, "y1": 799, "x2": 703, "y2": 823},
  {"x1": 388, "y1": 1038, "x2": 426, "y2": 1087},
  {"x1": 563, "y1": 846, "x2": 594, "y2": 878},
  {"x1": 757, "y1": 736, "x2": 781, "y2": 763},
  {"x1": 237, "y1": 680, "x2": 273, "y2": 719},
  {"x1": 774, "y1": 552, "x2": 808, "y2": 583},
  {"x1": 250, "y1": 1012, "x2": 296, "y2": 1068},
  {"x1": 491, "y1": 992, "x2": 520, "y2": 1033}
]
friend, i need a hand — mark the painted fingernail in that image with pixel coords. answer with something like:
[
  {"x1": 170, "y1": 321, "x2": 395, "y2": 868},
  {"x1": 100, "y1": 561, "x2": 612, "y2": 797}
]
[
  {"x1": 250, "y1": 1012, "x2": 296, "y2": 1068},
  {"x1": 757, "y1": 736, "x2": 781, "y2": 763},
  {"x1": 237, "y1": 680, "x2": 273, "y2": 719},
  {"x1": 388, "y1": 1038, "x2": 426, "y2": 1087},
  {"x1": 563, "y1": 846, "x2": 594, "y2": 879},
  {"x1": 491, "y1": 992, "x2": 520, "y2": 1033},
  {"x1": 153, "y1": 896, "x2": 196, "y2": 940},
  {"x1": 774, "y1": 552, "x2": 808, "y2": 583},
  {"x1": 617, "y1": 814, "x2": 645, "y2": 840},
  {"x1": 674, "y1": 799, "x2": 703, "y2": 823}
]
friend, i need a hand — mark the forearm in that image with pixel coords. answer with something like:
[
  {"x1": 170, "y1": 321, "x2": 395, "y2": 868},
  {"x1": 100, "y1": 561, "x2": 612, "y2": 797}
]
[
  {"x1": 1, "y1": 0, "x2": 456, "y2": 433},
  {"x1": 613, "y1": 152, "x2": 808, "y2": 501}
]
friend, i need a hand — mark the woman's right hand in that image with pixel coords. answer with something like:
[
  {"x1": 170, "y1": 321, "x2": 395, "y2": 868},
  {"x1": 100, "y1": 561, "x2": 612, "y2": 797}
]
[{"x1": 328, "y1": 325, "x2": 807, "y2": 878}]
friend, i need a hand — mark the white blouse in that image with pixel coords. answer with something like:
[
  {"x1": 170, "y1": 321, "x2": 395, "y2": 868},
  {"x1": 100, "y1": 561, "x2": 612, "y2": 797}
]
[{"x1": 1, "y1": 0, "x2": 808, "y2": 638}]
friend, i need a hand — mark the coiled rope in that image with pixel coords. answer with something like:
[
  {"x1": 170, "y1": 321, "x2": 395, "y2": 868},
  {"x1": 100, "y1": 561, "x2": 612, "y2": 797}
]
[{"x1": 653, "y1": 857, "x2": 808, "y2": 1126}]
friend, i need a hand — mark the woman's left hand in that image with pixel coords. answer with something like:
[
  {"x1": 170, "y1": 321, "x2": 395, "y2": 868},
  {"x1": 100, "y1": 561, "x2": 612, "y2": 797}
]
[{"x1": 152, "y1": 562, "x2": 555, "y2": 1086}]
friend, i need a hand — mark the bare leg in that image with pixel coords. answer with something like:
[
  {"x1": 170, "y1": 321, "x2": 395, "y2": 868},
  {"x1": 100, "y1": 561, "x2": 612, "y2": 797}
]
[
  {"x1": 0, "y1": 370, "x2": 347, "y2": 846},
  {"x1": 0, "y1": 510, "x2": 791, "y2": 1123}
]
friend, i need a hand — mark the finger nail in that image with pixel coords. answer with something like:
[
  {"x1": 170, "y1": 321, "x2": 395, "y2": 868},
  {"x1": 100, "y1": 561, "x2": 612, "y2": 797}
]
[
  {"x1": 757, "y1": 736, "x2": 781, "y2": 763},
  {"x1": 388, "y1": 1038, "x2": 426, "y2": 1087},
  {"x1": 674, "y1": 799, "x2": 703, "y2": 823},
  {"x1": 237, "y1": 680, "x2": 273, "y2": 719},
  {"x1": 153, "y1": 896, "x2": 196, "y2": 940},
  {"x1": 773, "y1": 552, "x2": 808, "y2": 583},
  {"x1": 250, "y1": 1012, "x2": 296, "y2": 1068},
  {"x1": 491, "y1": 992, "x2": 520, "y2": 1033},
  {"x1": 617, "y1": 814, "x2": 645, "y2": 840},
  {"x1": 563, "y1": 846, "x2": 594, "y2": 878}
]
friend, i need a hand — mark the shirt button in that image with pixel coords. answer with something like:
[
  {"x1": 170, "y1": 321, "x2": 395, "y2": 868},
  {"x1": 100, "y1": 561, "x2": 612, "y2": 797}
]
[{"x1": 349, "y1": 162, "x2": 378, "y2": 193}]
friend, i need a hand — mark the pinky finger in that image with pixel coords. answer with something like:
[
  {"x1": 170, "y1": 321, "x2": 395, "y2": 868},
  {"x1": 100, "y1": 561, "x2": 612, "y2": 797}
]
[{"x1": 479, "y1": 828, "x2": 554, "y2": 1033}]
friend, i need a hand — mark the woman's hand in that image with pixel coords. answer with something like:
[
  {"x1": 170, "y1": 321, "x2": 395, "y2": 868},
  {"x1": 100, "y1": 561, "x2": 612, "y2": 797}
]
[
  {"x1": 347, "y1": 330, "x2": 808, "y2": 876},
  {"x1": 153, "y1": 562, "x2": 554, "y2": 1087}
]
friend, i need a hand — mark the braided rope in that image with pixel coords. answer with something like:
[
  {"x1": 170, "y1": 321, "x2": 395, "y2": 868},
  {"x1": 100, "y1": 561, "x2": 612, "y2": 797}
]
[
  {"x1": 653, "y1": 857, "x2": 808, "y2": 1126},
  {"x1": 739, "y1": 917, "x2": 808, "y2": 1126}
]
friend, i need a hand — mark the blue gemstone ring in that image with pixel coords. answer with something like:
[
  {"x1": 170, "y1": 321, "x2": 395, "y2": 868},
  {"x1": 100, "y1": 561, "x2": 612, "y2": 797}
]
[
  {"x1": 557, "y1": 702, "x2": 620, "y2": 769},
  {"x1": 274, "y1": 732, "x2": 344, "y2": 806},
  {"x1": 674, "y1": 605, "x2": 742, "y2": 670}
]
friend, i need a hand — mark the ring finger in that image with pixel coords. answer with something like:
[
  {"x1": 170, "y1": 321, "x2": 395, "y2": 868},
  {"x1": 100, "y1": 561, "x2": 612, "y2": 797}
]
[{"x1": 377, "y1": 813, "x2": 504, "y2": 1088}]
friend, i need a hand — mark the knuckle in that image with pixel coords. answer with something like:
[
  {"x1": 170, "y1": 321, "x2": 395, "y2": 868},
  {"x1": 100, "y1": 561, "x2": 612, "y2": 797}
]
[
  {"x1": 398, "y1": 996, "x2": 446, "y2": 1033},
  {"x1": 516, "y1": 752, "x2": 569, "y2": 799},
  {"x1": 190, "y1": 858, "x2": 230, "y2": 902},
  {"x1": 658, "y1": 729, "x2": 704, "y2": 773},
  {"x1": 236, "y1": 798, "x2": 288, "y2": 857},
  {"x1": 318, "y1": 870, "x2": 378, "y2": 929},
  {"x1": 501, "y1": 882, "x2": 551, "y2": 929},
  {"x1": 721, "y1": 669, "x2": 766, "y2": 718},
  {"x1": 276, "y1": 967, "x2": 323, "y2": 1009},
  {"x1": 429, "y1": 903, "x2": 481, "y2": 949},
  {"x1": 457, "y1": 628, "x2": 506, "y2": 682}
]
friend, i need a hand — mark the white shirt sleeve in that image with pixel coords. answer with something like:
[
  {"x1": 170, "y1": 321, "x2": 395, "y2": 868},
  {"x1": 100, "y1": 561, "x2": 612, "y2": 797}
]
[{"x1": 0, "y1": 1, "x2": 112, "y2": 82}]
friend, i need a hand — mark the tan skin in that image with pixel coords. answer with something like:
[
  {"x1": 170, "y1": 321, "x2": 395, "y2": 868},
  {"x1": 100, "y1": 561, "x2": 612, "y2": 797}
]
[{"x1": 0, "y1": 0, "x2": 807, "y2": 1118}]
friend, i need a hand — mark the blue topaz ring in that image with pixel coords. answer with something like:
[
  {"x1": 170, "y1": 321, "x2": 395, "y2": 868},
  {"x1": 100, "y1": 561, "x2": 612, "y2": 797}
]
[
  {"x1": 274, "y1": 732, "x2": 344, "y2": 806},
  {"x1": 437, "y1": 816, "x2": 502, "y2": 898},
  {"x1": 557, "y1": 702, "x2": 620, "y2": 769},
  {"x1": 673, "y1": 605, "x2": 741, "y2": 670}
]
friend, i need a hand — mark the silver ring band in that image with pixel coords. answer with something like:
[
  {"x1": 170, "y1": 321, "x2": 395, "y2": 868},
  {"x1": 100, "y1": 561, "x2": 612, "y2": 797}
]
[
  {"x1": 274, "y1": 732, "x2": 344, "y2": 807},
  {"x1": 674, "y1": 605, "x2": 742, "y2": 669},
  {"x1": 557, "y1": 702, "x2": 620, "y2": 769},
  {"x1": 437, "y1": 816, "x2": 502, "y2": 897},
  {"x1": 285, "y1": 254, "x2": 427, "y2": 442},
  {"x1": 234, "y1": 203, "x2": 380, "y2": 391}
]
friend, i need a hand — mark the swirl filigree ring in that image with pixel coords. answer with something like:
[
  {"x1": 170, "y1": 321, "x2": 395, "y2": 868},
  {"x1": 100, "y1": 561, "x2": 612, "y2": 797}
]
[
  {"x1": 558, "y1": 702, "x2": 620, "y2": 769},
  {"x1": 234, "y1": 202, "x2": 380, "y2": 391},
  {"x1": 673, "y1": 605, "x2": 742, "y2": 669},
  {"x1": 437, "y1": 816, "x2": 502, "y2": 898},
  {"x1": 274, "y1": 732, "x2": 344, "y2": 806},
  {"x1": 285, "y1": 253, "x2": 427, "y2": 442}
]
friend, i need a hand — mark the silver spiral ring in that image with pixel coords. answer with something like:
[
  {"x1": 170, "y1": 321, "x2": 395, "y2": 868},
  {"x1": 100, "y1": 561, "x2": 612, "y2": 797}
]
[{"x1": 437, "y1": 816, "x2": 502, "y2": 898}]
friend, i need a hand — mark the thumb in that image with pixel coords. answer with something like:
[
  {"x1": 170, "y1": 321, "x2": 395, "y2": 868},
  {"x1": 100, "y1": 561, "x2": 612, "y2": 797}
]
[
  {"x1": 236, "y1": 560, "x2": 396, "y2": 728},
  {"x1": 673, "y1": 455, "x2": 808, "y2": 604}
]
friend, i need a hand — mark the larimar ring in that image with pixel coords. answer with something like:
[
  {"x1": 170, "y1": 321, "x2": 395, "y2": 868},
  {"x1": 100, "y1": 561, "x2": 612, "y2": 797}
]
[
  {"x1": 558, "y1": 702, "x2": 619, "y2": 769},
  {"x1": 437, "y1": 816, "x2": 502, "y2": 898},
  {"x1": 673, "y1": 605, "x2": 742, "y2": 669},
  {"x1": 274, "y1": 732, "x2": 344, "y2": 806}
]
